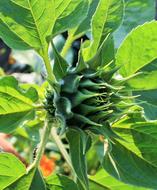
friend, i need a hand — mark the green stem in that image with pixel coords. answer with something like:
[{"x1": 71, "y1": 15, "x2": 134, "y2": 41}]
[
  {"x1": 61, "y1": 34, "x2": 75, "y2": 58},
  {"x1": 40, "y1": 48, "x2": 56, "y2": 83},
  {"x1": 27, "y1": 118, "x2": 51, "y2": 172},
  {"x1": 51, "y1": 128, "x2": 74, "y2": 171}
]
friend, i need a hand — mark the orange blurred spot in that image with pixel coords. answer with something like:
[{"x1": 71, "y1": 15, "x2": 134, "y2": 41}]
[
  {"x1": 8, "y1": 56, "x2": 16, "y2": 65},
  {"x1": 40, "y1": 155, "x2": 56, "y2": 177}
]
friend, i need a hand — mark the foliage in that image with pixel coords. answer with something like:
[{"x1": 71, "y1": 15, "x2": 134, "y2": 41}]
[{"x1": 0, "y1": 0, "x2": 157, "y2": 190}]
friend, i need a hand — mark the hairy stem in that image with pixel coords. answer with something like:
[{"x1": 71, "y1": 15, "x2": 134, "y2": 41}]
[
  {"x1": 27, "y1": 118, "x2": 51, "y2": 172},
  {"x1": 51, "y1": 128, "x2": 74, "y2": 171},
  {"x1": 61, "y1": 34, "x2": 75, "y2": 57}
]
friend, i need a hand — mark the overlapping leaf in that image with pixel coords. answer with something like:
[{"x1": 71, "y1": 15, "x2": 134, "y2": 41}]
[
  {"x1": 0, "y1": 76, "x2": 38, "y2": 133},
  {"x1": 46, "y1": 174, "x2": 78, "y2": 190},
  {"x1": 83, "y1": 0, "x2": 124, "y2": 60},
  {"x1": 101, "y1": 111, "x2": 157, "y2": 189},
  {"x1": 116, "y1": 21, "x2": 157, "y2": 119},
  {"x1": 53, "y1": 0, "x2": 89, "y2": 36},
  {"x1": 69, "y1": 0, "x2": 100, "y2": 39},
  {"x1": 66, "y1": 129, "x2": 89, "y2": 190}
]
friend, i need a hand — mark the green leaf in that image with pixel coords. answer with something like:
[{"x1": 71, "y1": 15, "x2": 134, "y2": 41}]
[
  {"x1": 114, "y1": 0, "x2": 155, "y2": 47},
  {"x1": 90, "y1": 169, "x2": 150, "y2": 190},
  {"x1": 116, "y1": 21, "x2": 157, "y2": 77},
  {"x1": 113, "y1": 108, "x2": 157, "y2": 166},
  {"x1": 0, "y1": 76, "x2": 38, "y2": 133},
  {"x1": 69, "y1": 0, "x2": 100, "y2": 39},
  {"x1": 89, "y1": 179, "x2": 109, "y2": 190},
  {"x1": 0, "y1": 0, "x2": 55, "y2": 50},
  {"x1": 53, "y1": 0, "x2": 89, "y2": 36},
  {"x1": 46, "y1": 174, "x2": 78, "y2": 190},
  {"x1": 102, "y1": 140, "x2": 157, "y2": 189},
  {"x1": 0, "y1": 153, "x2": 26, "y2": 190},
  {"x1": 66, "y1": 129, "x2": 89, "y2": 190},
  {"x1": 123, "y1": 60, "x2": 157, "y2": 120},
  {"x1": 87, "y1": 35, "x2": 115, "y2": 69},
  {"x1": 4, "y1": 169, "x2": 36, "y2": 190},
  {"x1": 52, "y1": 43, "x2": 68, "y2": 81},
  {"x1": 127, "y1": 70, "x2": 157, "y2": 91},
  {"x1": 30, "y1": 169, "x2": 47, "y2": 190},
  {"x1": 83, "y1": 0, "x2": 124, "y2": 60}
]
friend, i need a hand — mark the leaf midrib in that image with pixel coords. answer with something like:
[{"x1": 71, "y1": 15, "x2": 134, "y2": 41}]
[{"x1": 27, "y1": 0, "x2": 44, "y2": 48}]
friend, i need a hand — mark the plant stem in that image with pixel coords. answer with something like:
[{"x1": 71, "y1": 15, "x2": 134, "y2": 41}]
[
  {"x1": 61, "y1": 34, "x2": 75, "y2": 58},
  {"x1": 51, "y1": 128, "x2": 74, "y2": 171},
  {"x1": 27, "y1": 118, "x2": 51, "y2": 172},
  {"x1": 41, "y1": 48, "x2": 56, "y2": 83}
]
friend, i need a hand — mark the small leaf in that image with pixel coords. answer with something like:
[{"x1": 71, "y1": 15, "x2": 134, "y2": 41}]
[
  {"x1": 0, "y1": 76, "x2": 38, "y2": 133},
  {"x1": 0, "y1": 0, "x2": 55, "y2": 50},
  {"x1": 116, "y1": 21, "x2": 157, "y2": 77},
  {"x1": 66, "y1": 129, "x2": 89, "y2": 190},
  {"x1": 46, "y1": 174, "x2": 78, "y2": 190},
  {"x1": 0, "y1": 153, "x2": 26, "y2": 190},
  {"x1": 52, "y1": 43, "x2": 68, "y2": 81}
]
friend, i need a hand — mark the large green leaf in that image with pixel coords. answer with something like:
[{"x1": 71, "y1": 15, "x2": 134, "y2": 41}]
[
  {"x1": 0, "y1": 153, "x2": 26, "y2": 190},
  {"x1": 102, "y1": 141, "x2": 157, "y2": 189},
  {"x1": 83, "y1": 0, "x2": 124, "y2": 60},
  {"x1": 66, "y1": 129, "x2": 89, "y2": 190},
  {"x1": 46, "y1": 174, "x2": 78, "y2": 190},
  {"x1": 0, "y1": 0, "x2": 55, "y2": 51},
  {"x1": 90, "y1": 169, "x2": 150, "y2": 190},
  {"x1": 53, "y1": 0, "x2": 89, "y2": 36},
  {"x1": 116, "y1": 21, "x2": 157, "y2": 77},
  {"x1": 0, "y1": 76, "x2": 38, "y2": 133}
]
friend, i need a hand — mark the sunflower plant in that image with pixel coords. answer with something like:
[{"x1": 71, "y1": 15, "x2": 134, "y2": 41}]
[{"x1": 0, "y1": 0, "x2": 157, "y2": 190}]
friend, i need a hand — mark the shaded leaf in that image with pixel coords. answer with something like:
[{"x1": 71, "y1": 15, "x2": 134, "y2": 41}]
[
  {"x1": 69, "y1": 0, "x2": 100, "y2": 38},
  {"x1": 66, "y1": 129, "x2": 89, "y2": 190},
  {"x1": 46, "y1": 174, "x2": 78, "y2": 190},
  {"x1": 30, "y1": 169, "x2": 47, "y2": 190},
  {"x1": 83, "y1": 0, "x2": 124, "y2": 60},
  {"x1": 52, "y1": 43, "x2": 68, "y2": 81}
]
